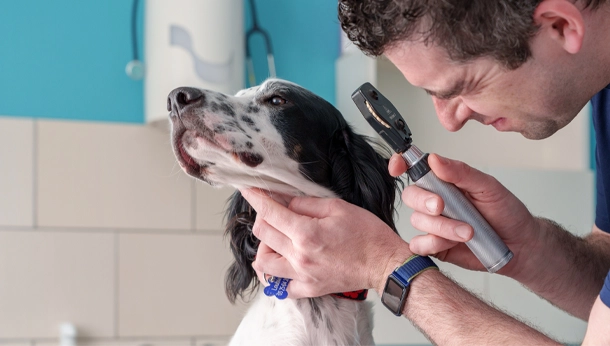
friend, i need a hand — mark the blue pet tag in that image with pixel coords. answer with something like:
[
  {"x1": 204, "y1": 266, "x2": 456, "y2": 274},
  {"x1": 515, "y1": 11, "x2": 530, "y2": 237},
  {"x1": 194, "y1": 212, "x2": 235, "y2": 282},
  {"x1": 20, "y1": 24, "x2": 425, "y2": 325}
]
[{"x1": 263, "y1": 276, "x2": 291, "y2": 300}]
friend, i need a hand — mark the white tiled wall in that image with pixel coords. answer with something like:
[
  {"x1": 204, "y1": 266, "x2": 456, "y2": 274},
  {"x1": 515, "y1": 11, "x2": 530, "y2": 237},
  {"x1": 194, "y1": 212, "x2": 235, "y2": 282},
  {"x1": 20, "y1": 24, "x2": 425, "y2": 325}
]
[
  {"x1": 118, "y1": 233, "x2": 245, "y2": 337},
  {"x1": 0, "y1": 117, "x2": 242, "y2": 345},
  {"x1": 0, "y1": 231, "x2": 115, "y2": 338},
  {"x1": 195, "y1": 185, "x2": 235, "y2": 232},
  {"x1": 0, "y1": 116, "x2": 594, "y2": 345},
  {"x1": 0, "y1": 118, "x2": 34, "y2": 227},
  {"x1": 32, "y1": 339, "x2": 228, "y2": 346},
  {"x1": 36, "y1": 120, "x2": 193, "y2": 230}
]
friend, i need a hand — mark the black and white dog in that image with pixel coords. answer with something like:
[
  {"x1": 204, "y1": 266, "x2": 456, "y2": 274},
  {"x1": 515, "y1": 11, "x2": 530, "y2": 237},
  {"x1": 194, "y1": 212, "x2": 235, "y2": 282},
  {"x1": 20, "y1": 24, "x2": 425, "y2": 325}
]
[{"x1": 168, "y1": 79, "x2": 401, "y2": 345}]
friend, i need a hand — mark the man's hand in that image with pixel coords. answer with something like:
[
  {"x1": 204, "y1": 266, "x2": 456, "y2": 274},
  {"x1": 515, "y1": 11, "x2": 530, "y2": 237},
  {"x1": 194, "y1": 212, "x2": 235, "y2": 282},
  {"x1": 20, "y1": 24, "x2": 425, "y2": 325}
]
[
  {"x1": 389, "y1": 153, "x2": 539, "y2": 277},
  {"x1": 240, "y1": 188, "x2": 413, "y2": 298}
]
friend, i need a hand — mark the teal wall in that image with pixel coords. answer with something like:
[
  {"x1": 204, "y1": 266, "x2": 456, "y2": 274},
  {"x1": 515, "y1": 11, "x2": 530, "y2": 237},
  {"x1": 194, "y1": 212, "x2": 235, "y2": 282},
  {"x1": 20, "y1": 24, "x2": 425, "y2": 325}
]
[
  {"x1": 0, "y1": 0, "x2": 340, "y2": 123},
  {"x1": 0, "y1": 0, "x2": 143, "y2": 123},
  {"x1": 245, "y1": 1, "x2": 340, "y2": 97}
]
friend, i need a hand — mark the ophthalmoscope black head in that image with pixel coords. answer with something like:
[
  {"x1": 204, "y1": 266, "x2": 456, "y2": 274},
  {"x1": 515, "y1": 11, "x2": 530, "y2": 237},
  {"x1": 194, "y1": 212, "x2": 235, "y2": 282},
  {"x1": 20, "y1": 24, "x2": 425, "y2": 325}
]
[
  {"x1": 351, "y1": 82, "x2": 413, "y2": 154},
  {"x1": 351, "y1": 82, "x2": 514, "y2": 273}
]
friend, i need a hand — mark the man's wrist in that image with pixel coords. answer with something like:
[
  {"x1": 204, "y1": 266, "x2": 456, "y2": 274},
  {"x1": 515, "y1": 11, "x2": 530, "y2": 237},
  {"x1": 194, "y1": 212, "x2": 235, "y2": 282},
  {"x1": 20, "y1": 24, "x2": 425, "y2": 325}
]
[
  {"x1": 381, "y1": 255, "x2": 439, "y2": 316},
  {"x1": 405, "y1": 266, "x2": 443, "y2": 300},
  {"x1": 506, "y1": 217, "x2": 563, "y2": 284},
  {"x1": 375, "y1": 243, "x2": 415, "y2": 296}
]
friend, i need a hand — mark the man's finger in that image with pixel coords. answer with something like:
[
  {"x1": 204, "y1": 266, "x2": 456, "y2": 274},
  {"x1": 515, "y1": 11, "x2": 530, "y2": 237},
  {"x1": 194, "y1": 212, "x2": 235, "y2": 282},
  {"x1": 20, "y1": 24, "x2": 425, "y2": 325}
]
[
  {"x1": 254, "y1": 243, "x2": 313, "y2": 299},
  {"x1": 253, "y1": 243, "x2": 271, "y2": 285},
  {"x1": 252, "y1": 218, "x2": 293, "y2": 255},
  {"x1": 410, "y1": 212, "x2": 473, "y2": 242},
  {"x1": 409, "y1": 233, "x2": 459, "y2": 256},
  {"x1": 253, "y1": 242, "x2": 297, "y2": 280},
  {"x1": 287, "y1": 196, "x2": 347, "y2": 219},
  {"x1": 428, "y1": 154, "x2": 495, "y2": 194},
  {"x1": 240, "y1": 188, "x2": 307, "y2": 237},
  {"x1": 403, "y1": 185, "x2": 444, "y2": 216},
  {"x1": 388, "y1": 153, "x2": 408, "y2": 177}
]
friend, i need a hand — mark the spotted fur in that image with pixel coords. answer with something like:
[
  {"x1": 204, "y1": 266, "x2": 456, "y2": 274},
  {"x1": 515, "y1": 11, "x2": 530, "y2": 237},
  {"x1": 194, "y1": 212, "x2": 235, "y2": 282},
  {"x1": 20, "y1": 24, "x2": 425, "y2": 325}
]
[{"x1": 168, "y1": 79, "x2": 402, "y2": 346}]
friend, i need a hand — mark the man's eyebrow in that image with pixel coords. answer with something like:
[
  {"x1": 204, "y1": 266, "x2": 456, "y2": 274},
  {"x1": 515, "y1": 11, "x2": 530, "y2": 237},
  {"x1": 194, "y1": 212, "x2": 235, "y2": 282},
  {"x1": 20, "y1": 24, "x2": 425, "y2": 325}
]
[{"x1": 424, "y1": 81, "x2": 465, "y2": 100}]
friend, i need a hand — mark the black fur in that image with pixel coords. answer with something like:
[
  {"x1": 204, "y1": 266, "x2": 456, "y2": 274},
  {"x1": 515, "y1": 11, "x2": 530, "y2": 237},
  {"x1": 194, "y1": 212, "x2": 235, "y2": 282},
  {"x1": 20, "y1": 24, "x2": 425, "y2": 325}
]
[
  {"x1": 168, "y1": 79, "x2": 403, "y2": 304},
  {"x1": 224, "y1": 121, "x2": 402, "y2": 303}
]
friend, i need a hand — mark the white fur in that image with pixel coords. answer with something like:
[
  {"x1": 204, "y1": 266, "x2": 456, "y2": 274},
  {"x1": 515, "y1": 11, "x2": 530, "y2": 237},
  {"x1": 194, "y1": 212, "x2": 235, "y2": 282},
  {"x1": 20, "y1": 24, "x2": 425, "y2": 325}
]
[
  {"x1": 181, "y1": 79, "x2": 338, "y2": 198},
  {"x1": 171, "y1": 79, "x2": 377, "y2": 345},
  {"x1": 229, "y1": 293, "x2": 374, "y2": 346}
]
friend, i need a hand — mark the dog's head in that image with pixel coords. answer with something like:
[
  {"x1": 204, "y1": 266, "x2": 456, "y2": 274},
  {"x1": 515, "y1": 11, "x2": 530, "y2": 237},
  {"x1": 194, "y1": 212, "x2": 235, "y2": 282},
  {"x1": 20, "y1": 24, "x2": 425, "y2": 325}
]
[{"x1": 168, "y1": 78, "x2": 401, "y2": 302}]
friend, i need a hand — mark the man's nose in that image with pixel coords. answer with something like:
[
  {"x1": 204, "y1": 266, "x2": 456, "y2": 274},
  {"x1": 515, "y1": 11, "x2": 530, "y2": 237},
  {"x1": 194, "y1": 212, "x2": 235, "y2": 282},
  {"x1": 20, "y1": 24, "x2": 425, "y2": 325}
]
[
  {"x1": 167, "y1": 87, "x2": 205, "y2": 114},
  {"x1": 432, "y1": 97, "x2": 472, "y2": 132}
]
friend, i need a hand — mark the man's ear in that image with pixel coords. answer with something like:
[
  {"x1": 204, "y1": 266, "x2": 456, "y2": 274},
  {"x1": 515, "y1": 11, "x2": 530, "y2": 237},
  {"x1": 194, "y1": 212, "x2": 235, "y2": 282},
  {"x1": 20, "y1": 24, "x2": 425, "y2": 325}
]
[{"x1": 534, "y1": 0, "x2": 585, "y2": 54}]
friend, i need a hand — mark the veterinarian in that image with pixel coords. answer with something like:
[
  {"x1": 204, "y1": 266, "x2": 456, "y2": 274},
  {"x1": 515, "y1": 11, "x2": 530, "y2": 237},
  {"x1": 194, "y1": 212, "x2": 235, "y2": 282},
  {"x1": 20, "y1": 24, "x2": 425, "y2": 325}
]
[{"x1": 240, "y1": 0, "x2": 610, "y2": 344}]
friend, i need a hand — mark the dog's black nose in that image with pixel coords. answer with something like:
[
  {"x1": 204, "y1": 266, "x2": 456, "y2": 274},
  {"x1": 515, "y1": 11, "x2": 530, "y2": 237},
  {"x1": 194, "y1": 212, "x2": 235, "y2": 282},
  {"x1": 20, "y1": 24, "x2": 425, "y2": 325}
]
[{"x1": 167, "y1": 87, "x2": 204, "y2": 113}]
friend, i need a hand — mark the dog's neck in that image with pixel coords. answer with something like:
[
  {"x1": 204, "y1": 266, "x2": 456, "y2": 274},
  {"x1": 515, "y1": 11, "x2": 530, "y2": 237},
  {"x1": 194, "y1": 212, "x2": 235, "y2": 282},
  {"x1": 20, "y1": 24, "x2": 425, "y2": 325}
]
[{"x1": 250, "y1": 190, "x2": 369, "y2": 301}]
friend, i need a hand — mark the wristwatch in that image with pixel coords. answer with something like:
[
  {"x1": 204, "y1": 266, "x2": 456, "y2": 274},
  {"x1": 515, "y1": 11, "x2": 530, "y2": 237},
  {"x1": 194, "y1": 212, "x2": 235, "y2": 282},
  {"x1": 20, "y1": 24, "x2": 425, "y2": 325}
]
[{"x1": 381, "y1": 255, "x2": 438, "y2": 316}]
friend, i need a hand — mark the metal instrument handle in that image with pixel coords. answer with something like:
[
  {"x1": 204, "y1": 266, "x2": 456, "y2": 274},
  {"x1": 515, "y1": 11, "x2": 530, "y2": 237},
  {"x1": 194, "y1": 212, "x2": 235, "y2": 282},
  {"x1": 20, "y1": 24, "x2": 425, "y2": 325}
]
[{"x1": 409, "y1": 158, "x2": 513, "y2": 273}]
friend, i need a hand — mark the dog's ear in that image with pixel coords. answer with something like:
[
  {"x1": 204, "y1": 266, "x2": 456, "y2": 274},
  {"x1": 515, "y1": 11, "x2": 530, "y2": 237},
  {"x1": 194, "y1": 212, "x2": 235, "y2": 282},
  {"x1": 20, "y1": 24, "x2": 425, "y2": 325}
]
[
  {"x1": 224, "y1": 190, "x2": 260, "y2": 304},
  {"x1": 329, "y1": 127, "x2": 402, "y2": 232}
]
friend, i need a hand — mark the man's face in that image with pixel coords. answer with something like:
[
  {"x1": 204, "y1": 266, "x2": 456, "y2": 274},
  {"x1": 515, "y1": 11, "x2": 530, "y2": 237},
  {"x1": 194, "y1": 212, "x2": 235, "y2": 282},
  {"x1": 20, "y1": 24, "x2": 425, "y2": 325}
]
[{"x1": 384, "y1": 40, "x2": 587, "y2": 140}]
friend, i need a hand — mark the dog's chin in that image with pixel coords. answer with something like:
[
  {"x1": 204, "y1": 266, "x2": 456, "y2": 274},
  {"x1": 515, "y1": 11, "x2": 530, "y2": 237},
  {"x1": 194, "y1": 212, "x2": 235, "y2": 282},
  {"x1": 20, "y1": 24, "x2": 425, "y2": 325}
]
[
  {"x1": 174, "y1": 143, "x2": 204, "y2": 177},
  {"x1": 176, "y1": 148, "x2": 281, "y2": 193},
  {"x1": 179, "y1": 130, "x2": 265, "y2": 169}
]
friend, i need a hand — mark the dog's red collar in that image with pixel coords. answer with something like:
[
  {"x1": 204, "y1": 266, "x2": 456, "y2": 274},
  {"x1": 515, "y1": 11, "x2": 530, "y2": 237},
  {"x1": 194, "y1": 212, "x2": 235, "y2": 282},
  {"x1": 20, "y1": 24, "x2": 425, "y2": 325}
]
[{"x1": 332, "y1": 289, "x2": 368, "y2": 301}]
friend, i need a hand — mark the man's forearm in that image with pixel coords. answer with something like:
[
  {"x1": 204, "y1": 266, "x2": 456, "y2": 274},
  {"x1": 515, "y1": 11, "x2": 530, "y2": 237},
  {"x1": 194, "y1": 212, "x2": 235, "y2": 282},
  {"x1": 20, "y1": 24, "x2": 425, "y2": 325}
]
[
  {"x1": 400, "y1": 270, "x2": 559, "y2": 345},
  {"x1": 514, "y1": 218, "x2": 610, "y2": 319}
]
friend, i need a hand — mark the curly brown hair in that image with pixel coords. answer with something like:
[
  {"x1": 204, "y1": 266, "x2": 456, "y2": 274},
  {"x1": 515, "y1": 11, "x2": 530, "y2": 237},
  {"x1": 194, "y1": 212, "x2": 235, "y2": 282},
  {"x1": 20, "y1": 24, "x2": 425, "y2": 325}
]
[{"x1": 338, "y1": 0, "x2": 606, "y2": 69}]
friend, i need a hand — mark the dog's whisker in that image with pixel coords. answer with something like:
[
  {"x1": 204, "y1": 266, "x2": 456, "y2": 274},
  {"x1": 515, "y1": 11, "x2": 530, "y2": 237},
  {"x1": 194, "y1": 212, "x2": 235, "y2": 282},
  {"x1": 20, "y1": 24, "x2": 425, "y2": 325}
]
[
  {"x1": 299, "y1": 171, "x2": 318, "y2": 185},
  {"x1": 252, "y1": 172, "x2": 273, "y2": 195},
  {"x1": 298, "y1": 160, "x2": 322, "y2": 166},
  {"x1": 169, "y1": 158, "x2": 183, "y2": 177},
  {"x1": 161, "y1": 158, "x2": 185, "y2": 178}
]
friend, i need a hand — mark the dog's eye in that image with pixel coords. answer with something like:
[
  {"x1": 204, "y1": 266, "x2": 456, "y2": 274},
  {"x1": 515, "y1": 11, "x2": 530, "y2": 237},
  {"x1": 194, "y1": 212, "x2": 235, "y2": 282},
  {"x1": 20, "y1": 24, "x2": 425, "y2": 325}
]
[{"x1": 268, "y1": 96, "x2": 286, "y2": 106}]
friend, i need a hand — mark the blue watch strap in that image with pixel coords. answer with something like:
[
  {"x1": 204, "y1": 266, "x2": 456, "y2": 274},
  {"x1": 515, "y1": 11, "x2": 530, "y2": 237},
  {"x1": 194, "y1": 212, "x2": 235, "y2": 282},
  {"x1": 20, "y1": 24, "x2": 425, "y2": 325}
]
[
  {"x1": 382, "y1": 255, "x2": 438, "y2": 316},
  {"x1": 393, "y1": 255, "x2": 438, "y2": 285}
]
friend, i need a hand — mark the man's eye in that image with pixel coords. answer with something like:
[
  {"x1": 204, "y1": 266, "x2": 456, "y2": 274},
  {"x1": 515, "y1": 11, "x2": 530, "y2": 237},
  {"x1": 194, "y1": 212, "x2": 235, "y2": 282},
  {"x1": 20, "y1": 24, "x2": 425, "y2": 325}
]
[{"x1": 268, "y1": 96, "x2": 286, "y2": 105}]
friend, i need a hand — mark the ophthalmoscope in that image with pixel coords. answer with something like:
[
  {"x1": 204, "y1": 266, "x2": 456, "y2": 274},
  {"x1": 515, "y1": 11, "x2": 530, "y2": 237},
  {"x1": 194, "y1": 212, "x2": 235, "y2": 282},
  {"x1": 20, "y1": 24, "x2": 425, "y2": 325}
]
[{"x1": 352, "y1": 82, "x2": 513, "y2": 273}]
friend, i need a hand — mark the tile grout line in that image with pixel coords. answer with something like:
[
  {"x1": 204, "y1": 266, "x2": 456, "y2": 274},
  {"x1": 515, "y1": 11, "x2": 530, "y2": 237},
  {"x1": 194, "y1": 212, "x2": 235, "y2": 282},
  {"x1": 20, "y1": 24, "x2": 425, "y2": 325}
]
[
  {"x1": 0, "y1": 225, "x2": 223, "y2": 235},
  {"x1": 3, "y1": 119, "x2": 228, "y2": 345},
  {"x1": 0, "y1": 335, "x2": 234, "y2": 344},
  {"x1": 32, "y1": 120, "x2": 38, "y2": 228},
  {"x1": 11, "y1": 120, "x2": 221, "y2": 344},
  {"x1": 114, "y1": 231, "x2": 120, "y2": 339}
]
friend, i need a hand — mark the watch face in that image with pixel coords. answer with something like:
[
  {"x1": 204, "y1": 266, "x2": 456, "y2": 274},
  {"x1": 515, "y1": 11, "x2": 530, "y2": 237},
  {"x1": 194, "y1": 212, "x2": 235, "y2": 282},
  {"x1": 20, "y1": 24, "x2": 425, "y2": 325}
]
[{"x1": 381, "y1": 276, "x2": 408, "y2": 316}]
